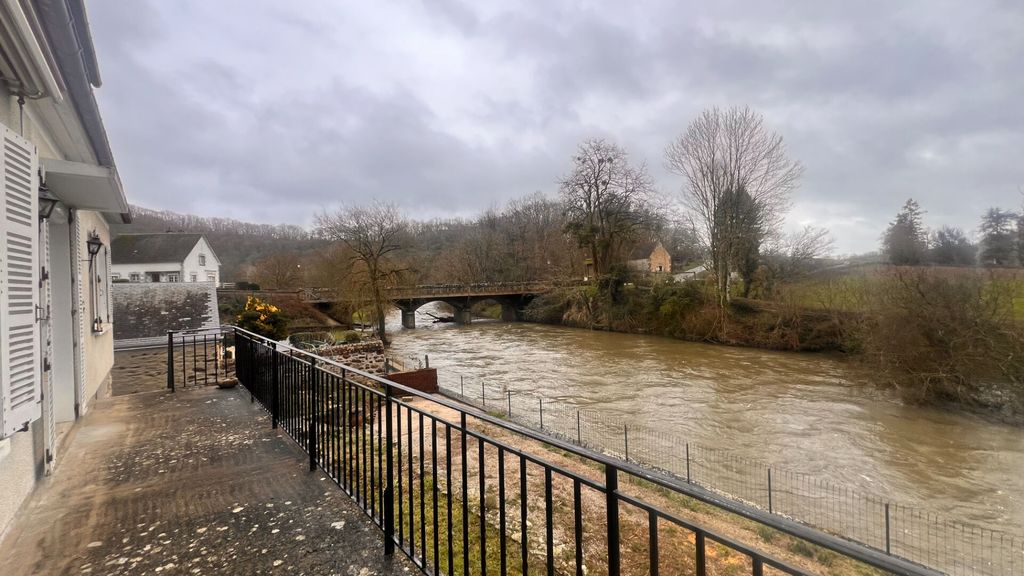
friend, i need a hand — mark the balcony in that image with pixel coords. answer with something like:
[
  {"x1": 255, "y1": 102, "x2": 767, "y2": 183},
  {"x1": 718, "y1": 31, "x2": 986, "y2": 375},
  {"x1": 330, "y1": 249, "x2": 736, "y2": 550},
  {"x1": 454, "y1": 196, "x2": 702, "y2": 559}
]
[
  {"x1": 0, "y1": 351, "x2": 413, "y2": 574},
  {"x1": 0, "y1": 327, "x2": 952, "y2": 576}
]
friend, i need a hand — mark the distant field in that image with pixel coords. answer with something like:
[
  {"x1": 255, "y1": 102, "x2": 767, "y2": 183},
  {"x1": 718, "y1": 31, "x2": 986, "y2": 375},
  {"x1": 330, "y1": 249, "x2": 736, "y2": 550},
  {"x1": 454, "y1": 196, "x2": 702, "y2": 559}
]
[{"x1": 778, "y1": 264, "x2": 1024, "y2": 319}]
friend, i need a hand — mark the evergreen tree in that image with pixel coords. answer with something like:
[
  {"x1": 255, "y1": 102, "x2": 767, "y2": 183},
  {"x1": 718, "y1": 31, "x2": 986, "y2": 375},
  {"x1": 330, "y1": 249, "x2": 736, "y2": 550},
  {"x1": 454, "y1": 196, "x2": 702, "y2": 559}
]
[
  {"x1": 1018, "y1": 211, "x2": 1024, "y2": 266},
  {"x1": 882, "y1": 199, "x2": 927, "y2": 265},
  {"x1": 979, "y1": 208, "x2": 1018, "y2": 267},
  {"x1": 929, "y1": 226, "x2": 975, "y2": 266}
]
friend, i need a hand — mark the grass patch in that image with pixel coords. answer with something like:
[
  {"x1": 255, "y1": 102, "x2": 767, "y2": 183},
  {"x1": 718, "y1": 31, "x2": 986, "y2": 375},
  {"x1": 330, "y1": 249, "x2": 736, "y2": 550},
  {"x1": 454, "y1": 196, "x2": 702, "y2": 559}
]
[{"x1": 395, "y1": 474, "x2": 527, "y2": 576}]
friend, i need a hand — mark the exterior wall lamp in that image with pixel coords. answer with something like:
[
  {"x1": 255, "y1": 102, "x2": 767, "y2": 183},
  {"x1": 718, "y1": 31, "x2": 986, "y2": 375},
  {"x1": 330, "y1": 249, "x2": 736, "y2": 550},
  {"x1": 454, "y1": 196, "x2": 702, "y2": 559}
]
[
  {"x1": 86, "y1": 231, "x2": 105, "y2": 332},
  {"x1": 38, "y1": 183, "x2": 59, "y2": 220},
  {"x1": 86, "y1": 231, "x2": 104, "y2": 257}
]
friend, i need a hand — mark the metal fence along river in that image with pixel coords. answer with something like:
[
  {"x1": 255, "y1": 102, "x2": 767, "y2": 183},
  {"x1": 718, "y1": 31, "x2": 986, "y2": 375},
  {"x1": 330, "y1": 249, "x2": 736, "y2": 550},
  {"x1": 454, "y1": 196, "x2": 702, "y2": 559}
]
[
  {"x1": 169, "y1": 327, "x2": 945, "y2": 576},
  {"x1": 400, "y1": 359, "x2": 1022, "y2": 576}
]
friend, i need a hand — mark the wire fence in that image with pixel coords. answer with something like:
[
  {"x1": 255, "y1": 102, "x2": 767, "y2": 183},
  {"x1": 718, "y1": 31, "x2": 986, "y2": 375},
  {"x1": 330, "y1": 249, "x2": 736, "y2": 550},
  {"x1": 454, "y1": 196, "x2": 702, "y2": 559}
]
[{"x1": 387, "y1": 353, "x2": 1024, "y2": 576}]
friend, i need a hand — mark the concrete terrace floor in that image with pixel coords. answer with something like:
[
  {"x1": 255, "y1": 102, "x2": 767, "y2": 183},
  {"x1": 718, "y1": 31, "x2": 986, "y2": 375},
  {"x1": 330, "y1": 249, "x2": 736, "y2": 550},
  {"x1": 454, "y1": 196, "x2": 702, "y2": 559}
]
[{"x1": 0, "y1": 351, "x2": 415, "y2": 576}]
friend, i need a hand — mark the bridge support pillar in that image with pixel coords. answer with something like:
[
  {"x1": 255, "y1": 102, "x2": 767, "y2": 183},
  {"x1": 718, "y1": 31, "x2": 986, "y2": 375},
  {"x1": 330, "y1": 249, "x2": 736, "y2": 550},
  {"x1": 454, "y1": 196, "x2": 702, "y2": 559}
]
[
  {"x1": 453, "y1": 307, "x2": 473, "y2": 325},
  {"x1": 401, "y1": 309, "x2": 416, "y2": 329},
  {"x1": 500, "y1": 302, "x2": 520, "y2": 322}
]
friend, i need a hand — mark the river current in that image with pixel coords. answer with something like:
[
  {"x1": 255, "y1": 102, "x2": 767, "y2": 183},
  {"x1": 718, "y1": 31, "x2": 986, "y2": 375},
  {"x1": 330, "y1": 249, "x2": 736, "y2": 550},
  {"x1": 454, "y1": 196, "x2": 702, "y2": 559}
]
[{"x1": 386, "y1": 304, "x2": 1024, "y2": 538}]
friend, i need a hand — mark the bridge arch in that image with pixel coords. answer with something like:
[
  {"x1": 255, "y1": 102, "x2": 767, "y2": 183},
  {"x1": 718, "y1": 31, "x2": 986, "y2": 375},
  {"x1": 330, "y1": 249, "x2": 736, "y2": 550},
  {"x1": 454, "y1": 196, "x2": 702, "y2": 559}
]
[{"x1": 394, "y1": 294, "x2": 532, "y2": 329}]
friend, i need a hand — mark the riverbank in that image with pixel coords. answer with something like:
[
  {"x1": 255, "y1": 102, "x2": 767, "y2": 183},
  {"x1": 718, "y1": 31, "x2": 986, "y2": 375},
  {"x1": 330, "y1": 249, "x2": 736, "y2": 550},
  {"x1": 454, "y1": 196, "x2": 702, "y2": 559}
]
[
  {"x1": 387, "y1": 317, "x2": 1024, "y2": 540},
  {"x1": 399, "y1": 395, "x2": 881, "y2": 576},
  {"x1": 524, "y1": 285, "x2": 850, "y2": 352},
  {"x1": 521, "y1": 281, "x2": 1024, "y2": 423}
]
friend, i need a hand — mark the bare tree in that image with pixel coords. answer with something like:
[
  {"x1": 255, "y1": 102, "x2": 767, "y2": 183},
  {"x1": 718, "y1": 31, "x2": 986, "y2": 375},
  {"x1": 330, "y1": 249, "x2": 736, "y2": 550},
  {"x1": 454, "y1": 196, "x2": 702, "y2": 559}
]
[
  {"x1": 249, "y1": 252, "x2": 305, "y2": 289},
  {"x1": 560, "y1": 139, "x2": 657, "y2": 279},
  {"x1": 665, "y1": 106, "x2": 803, "y2": 306},
  {"x1": 765, "y1": 225, "x2": 835, "y2": 284},
  {"x1": 315, "y1": 202, "x2": 407, "y2": 343}
]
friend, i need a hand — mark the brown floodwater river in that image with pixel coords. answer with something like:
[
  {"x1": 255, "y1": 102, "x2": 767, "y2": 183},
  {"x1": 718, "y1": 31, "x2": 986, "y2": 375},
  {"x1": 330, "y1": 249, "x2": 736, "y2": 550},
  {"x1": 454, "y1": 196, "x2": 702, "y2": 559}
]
[{"x1": 386, "y1": 304, "x2": 1024, "y2": 549}]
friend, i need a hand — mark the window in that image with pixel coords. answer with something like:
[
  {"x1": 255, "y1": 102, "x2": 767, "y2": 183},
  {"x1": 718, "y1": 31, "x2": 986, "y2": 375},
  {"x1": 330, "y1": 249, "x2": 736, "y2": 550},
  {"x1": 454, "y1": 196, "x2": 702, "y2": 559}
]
[
  {"x1": 167, "y1": 273, "x2": 179, "y2": 282},
  {"x1": 111, "y1": 273, "x2": 120, "y2": 281},
  {"x1": 130, "y1": 273, "x2": 140, "y2": 283},
  {"x1": 207, "y1": 272, "x2": 216, "y2": 282},
  {"x1": 190, "y1": 273, "x2": 197, "y2": 282},
  {"x1": 198, "y1": 254, "x2": 206, "y2": 266}
]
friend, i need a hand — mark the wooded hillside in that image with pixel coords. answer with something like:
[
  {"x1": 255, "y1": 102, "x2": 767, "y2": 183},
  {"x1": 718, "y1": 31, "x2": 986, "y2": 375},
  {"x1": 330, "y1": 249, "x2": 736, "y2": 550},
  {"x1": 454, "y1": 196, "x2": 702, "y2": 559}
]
[{"x1": 111, "y1": 205, "x2": 327, "y2": 281}]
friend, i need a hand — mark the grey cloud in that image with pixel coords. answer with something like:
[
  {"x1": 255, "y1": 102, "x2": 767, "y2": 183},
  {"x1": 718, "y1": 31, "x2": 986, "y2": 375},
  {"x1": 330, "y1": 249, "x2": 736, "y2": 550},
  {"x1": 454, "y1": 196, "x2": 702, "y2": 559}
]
[{"x1": 88, "y1": 0, "x2": 1024, "y2": 252}]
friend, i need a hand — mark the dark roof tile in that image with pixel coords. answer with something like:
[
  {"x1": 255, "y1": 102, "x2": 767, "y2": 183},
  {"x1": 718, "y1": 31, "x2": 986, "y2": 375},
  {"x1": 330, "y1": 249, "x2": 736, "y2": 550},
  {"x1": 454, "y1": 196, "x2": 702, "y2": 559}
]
[{"x1": 111, "y1": 233, "x2": 204, "y2": 264}]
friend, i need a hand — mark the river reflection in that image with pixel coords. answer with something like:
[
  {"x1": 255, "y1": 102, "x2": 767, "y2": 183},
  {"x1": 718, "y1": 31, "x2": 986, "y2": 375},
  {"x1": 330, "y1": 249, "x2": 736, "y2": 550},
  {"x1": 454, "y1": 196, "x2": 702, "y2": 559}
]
[{"x1": 386, "y1": 304, "x2": 1024, "y2": 536}]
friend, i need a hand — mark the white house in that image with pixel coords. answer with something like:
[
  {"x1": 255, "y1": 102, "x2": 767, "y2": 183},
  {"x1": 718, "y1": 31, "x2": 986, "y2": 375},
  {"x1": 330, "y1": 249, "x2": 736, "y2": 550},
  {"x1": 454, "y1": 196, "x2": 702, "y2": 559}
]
[
  {"x1": 0, "y1": 0, "x2": 130, "y2": 537},
  {"x1": 110, "y1": 233, "x2": 221, "y2": 284}
]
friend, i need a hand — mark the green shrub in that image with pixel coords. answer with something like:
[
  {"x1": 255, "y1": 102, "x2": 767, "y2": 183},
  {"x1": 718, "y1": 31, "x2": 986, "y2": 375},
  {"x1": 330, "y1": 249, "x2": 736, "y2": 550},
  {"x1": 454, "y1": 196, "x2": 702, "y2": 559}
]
[{"x1": 236, "y1": 296, "x2": 289, "y2": 340}]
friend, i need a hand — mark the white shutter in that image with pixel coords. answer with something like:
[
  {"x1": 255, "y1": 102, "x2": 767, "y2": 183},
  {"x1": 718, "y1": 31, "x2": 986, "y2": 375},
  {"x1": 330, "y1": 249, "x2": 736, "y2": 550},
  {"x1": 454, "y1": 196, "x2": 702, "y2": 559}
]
[
  {"x1": 0, "y1": 124, "x2": 41, "y2": 436},
  {"x1": 40, "y1": 219, "x2": 56, "y2": 470},
  {"x1": 73, "y1": 215, "x2": 86, "y2": 415},
  {"x1": 104, "y1": 245, "x2": 112, "y2": 323}
]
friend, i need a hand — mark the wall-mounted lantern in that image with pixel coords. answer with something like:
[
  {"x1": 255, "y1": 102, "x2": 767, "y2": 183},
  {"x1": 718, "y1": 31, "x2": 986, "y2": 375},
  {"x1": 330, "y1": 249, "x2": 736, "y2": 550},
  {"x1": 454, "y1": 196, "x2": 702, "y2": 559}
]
[
  {"x1": 86, "y1": 231, "x2": 104, "y2": 258},
  {"x1": 86, "y1": 231, "x2": 105, "y2": 333},
  {"x1": 38, "y1": 184, "x2": 59, "y2": 220}
]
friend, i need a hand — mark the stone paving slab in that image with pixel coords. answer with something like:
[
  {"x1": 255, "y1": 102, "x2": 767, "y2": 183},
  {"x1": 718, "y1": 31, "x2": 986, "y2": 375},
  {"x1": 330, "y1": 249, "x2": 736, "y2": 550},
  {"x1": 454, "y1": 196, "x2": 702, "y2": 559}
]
[{"x1": 0, "y1": 387, "x2": 415, "y2": 576}]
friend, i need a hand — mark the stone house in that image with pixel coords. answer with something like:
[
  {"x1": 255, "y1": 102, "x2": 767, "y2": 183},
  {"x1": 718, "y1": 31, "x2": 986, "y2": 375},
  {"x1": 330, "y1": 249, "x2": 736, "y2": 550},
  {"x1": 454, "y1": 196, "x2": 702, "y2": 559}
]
[
  {"x1": 111, "y1": 232, "x2": 221, "y2": 284},
  {"x1": 0, "y1": 0, "x2": 130, "y2": 535},
  {"x1": 627, "y1": 241, "x2": 672, "y2": 273}
]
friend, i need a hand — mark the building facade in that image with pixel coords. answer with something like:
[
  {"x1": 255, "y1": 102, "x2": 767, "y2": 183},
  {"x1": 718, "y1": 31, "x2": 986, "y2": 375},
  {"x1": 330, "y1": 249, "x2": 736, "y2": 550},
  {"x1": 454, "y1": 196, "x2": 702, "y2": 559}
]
[
  {"x1": 628, "y1": 241, "x2": 672, "y2": 274},
  {"x1": 0, "y1": 0, "x2": 129, "y2": 539},
  {"x1": 111, "y1": 233, "x2": 220, "y2": 284}
]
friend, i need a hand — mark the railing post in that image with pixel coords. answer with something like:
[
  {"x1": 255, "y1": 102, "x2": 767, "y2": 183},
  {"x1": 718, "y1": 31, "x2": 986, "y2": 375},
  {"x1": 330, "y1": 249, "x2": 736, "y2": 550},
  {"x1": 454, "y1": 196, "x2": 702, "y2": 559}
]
[
  {"x1": 270, "y1": 342, "x2": 279, "y2": 429},
  {"x1": 166, "y1": 331, "x2": 175, "y2": 392},
  {"x1": 885, "y1": 503, "x2": 891, "y2": 554},
  {"x1": 685, "y1": 443, "x2": 691, "y2": 483},
  {"x1": 539, "y1": 398, "x2": 544, "y2": 429},
  {"x1": 481, "y1": 381, "x2": 485, "y2": 406},
  {"x1": 767, "y1": 468, "x2": 773, "y2": 513},
  {"x1": 606, "y1": 465, "x2": 621, "y2": 576},
  {"x1": 249, "y1": 339, "x2": 255, "y2": 403},
  {"x1": 424, "y1": 354, "x2": 429, "y2": 369},
  {"x1": 383, "y1": 382, "x2": 395, "y2": 555},
  {"x1": 460, "y1": 375, "x2": 464, "y2": 396},
  {"x1": 576, "y1": 410, "x2": 582, "y2": 445},
  {"x1": 507, "y1": 390, "x2": 512, "y2": 417},
  {"x1": 308, "y1": 357, "x2": 318, "y2": 472},
  {"x1": 695, "y1": 532, "x2": 706, "y2": 576},
  {"x1": 624, "y1": 424, "x2": 629, "y2": 462}
]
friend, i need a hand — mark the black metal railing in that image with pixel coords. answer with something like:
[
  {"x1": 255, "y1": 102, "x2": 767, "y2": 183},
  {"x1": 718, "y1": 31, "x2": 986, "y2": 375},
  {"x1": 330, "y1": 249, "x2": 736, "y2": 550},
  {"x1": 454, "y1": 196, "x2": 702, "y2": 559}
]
[
  {"x1": 169, "y1": 327, "x2": 944, "y2": 576},
  {"x1": 166, "y1": 327, "x2": 236, "y2": 390},
  {"x1": 424, "y1": 367, "x2": 1024, "y2": 576}
]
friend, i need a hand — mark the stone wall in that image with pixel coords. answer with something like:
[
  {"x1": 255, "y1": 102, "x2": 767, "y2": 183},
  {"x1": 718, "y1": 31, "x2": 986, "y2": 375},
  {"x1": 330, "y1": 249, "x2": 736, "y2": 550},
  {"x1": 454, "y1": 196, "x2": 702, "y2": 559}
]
[
  {"x1": 319, "y1": 341, "x2": 386, "y2": 376},
  {"x1": 113, "y1": 282, "x2": 219, "y2": 349}
]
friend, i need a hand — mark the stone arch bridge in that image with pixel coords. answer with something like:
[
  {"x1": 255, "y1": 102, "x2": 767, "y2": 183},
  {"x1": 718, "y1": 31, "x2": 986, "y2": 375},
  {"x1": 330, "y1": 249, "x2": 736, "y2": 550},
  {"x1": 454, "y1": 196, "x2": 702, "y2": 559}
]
[{"x1": 218, "y1": 281, "x2": 562, "y2": 329}]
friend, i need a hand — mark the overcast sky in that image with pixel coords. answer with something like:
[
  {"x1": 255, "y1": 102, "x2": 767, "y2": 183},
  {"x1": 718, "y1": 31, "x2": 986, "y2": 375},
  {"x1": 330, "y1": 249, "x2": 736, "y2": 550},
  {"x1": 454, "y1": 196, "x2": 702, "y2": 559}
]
[{"x1": 88, "y1": 0, "x2": 1024, "y2": 254}]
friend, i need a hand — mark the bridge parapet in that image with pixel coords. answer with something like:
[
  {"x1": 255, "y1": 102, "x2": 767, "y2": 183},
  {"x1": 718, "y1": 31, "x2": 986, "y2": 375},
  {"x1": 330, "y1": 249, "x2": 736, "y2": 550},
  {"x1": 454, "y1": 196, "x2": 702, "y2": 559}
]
[
  {"x1": 218, "y1": 280, "x2": 579, "y2": 305},
  {"x1": 385, "y1": 280, "x2": 561, "y2": 300}
]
